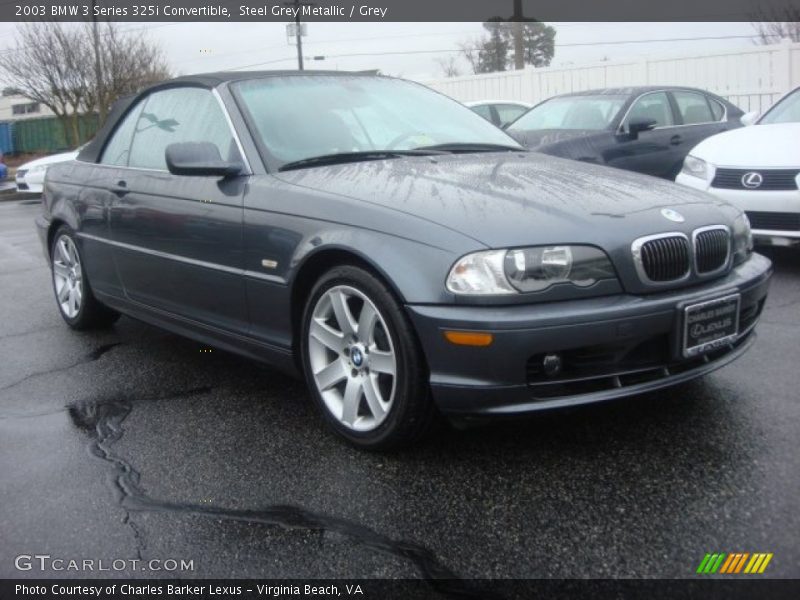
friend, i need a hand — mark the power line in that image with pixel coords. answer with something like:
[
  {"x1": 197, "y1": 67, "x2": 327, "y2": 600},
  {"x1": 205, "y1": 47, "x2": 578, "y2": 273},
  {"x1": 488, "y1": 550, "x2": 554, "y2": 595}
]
[{"x1": 222, "y1": 34, "x2": 761, "y2": 71}]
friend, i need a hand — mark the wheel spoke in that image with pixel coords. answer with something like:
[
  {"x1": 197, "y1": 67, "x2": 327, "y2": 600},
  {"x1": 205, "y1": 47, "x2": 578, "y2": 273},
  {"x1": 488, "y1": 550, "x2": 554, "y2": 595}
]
[
  {"x1": 53, "y1": 262, "x2": 69, "y2": 279},
  {"x1": 330, "y1": 290, "x2": 356, "y2": 338},
  {"x1": 357, "y1": 302, "x2": 378, "y2": 342},
  {"x1": 309, "y1": 319, "x2": 345, "y2": 352},
  {"x1": 370, "y1": 349, "x2": 395, "y2": 376},
  {"x1": 341, "y1": 377, "x2": 362, "y2": 426},
  {"x1": 68, "y1": 240, "x2": 79, "y2": 265},
  {"x1": 363, "y1": 376, "x2": 386, "y2": 420},
  {"x1": 314, "y1": 358, "x2": 348, "y2": 391},
  {"x1": 58, "y1": 239, "x2": 70, "y2": 264},
  {"x1": 57, "y1": 282, "x2": 70, "y2": 303},
  {"x1": 73, "y1": 284, "x2": 82, "y2": 306}
]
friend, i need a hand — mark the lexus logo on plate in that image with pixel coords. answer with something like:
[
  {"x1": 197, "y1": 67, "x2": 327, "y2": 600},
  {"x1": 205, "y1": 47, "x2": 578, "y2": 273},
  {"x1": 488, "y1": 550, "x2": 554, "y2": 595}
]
[
  {"x1": 661, "y1": 208, "x2": 685, "y2": 223},
  {"x1": 741, "y1": 172, "x2": 763, "y2": 189}
]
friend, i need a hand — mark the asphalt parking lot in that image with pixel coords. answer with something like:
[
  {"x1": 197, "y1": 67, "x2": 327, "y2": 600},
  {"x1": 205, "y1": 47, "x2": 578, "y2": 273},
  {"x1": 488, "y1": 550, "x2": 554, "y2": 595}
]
[{"x1": 1, "y1": 199, "x2": 798, "y2": 586}]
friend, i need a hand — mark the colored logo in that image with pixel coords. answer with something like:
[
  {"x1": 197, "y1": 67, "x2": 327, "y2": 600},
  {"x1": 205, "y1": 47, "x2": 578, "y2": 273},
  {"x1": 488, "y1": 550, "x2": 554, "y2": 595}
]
[
  {"x1": 660, "y1": 208, "x2": 685, "y2": 223},
  {"x1": 696, "y1": 552, "x2": 773, "y2": 574}
]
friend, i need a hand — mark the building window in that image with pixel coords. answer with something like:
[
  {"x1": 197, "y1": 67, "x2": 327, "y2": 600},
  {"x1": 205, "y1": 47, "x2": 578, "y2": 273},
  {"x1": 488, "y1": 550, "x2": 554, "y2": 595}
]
[{"x1": 12, "y1": 102, "x2": 41, "y2": 115}]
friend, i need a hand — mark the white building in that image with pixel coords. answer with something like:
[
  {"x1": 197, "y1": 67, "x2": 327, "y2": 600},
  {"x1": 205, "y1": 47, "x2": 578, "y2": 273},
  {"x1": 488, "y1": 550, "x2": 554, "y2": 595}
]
[{"x1": 0, "y1": 92, "x2": 55, "y2": 122}]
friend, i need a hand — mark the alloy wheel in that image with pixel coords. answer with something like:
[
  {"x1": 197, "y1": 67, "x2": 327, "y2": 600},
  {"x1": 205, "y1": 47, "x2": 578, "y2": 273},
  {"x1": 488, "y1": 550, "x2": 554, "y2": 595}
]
[
  {"x1": 52, "y1": 235, "x2": 83, "y2": 319},
  {"x1": 308, "y1": 285, "x2": 397, "y2": 432}
]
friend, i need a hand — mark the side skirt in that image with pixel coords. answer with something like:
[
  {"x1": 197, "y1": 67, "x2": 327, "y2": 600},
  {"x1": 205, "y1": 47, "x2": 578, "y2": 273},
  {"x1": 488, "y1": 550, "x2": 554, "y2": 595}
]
[{"x1": 95, "y1": 290, "x2": 300, "y2": 378}]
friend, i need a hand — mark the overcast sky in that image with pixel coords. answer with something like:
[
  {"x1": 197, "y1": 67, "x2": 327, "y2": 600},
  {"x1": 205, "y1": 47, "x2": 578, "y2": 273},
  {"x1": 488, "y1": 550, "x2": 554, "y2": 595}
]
[{"x1": 0, "y1": 21, "x2": 762, "y2": 83}]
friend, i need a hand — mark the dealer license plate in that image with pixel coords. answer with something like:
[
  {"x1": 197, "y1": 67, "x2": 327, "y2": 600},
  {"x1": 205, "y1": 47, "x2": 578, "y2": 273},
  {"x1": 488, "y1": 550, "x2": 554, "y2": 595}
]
[{"x1": 682, "y1": 294, "x2": 741, "y2": 358}]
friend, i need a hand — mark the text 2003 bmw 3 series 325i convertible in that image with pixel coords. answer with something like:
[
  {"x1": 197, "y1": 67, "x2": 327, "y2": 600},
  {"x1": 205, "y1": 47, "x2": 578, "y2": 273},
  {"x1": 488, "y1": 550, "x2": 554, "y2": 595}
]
[{"x1": 36, "y1": 72, "x2": 772, "y2": 449}]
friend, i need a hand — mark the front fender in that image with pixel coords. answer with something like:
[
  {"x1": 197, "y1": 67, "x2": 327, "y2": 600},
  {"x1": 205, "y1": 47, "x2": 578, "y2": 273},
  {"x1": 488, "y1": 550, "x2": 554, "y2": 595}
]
[{"x1": 288, "y1": 227, "x2": 461, "y2": 305}]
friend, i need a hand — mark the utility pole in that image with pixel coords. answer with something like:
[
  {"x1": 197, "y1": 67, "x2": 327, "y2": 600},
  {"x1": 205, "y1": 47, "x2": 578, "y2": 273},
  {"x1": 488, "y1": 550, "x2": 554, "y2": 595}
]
[
  {"x1": 294, "y1": 0, "x2": 303, "y2": 71},
  {"x1": 91, "y1": 0, "x2": 104, "y2": 122},
  {"x1": 283, "y1": 0, "x2": 311, "y2": 70},
  {"x1": 512, "y1": 0, "x2": 524, "y2": 70}
]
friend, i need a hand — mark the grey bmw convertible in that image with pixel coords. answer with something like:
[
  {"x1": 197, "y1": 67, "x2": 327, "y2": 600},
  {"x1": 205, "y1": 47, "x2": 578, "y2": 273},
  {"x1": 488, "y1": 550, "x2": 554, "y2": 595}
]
[{"x1": 37, "y1": 72, "x2": 771, "y2": 449}]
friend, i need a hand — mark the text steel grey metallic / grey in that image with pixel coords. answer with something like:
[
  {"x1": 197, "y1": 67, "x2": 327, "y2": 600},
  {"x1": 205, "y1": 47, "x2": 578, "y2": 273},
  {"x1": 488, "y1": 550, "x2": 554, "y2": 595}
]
[{"x1": 35, "y1": 72, "x2": 772, "y2": 449}]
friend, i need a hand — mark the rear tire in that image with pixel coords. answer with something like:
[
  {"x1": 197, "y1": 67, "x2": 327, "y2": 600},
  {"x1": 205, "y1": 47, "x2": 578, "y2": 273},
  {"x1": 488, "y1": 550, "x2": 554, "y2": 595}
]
[
  {"x1": 300, "y1": 265, "x2": 437, "y2": 450},
  {"x1": 50, "y1": 225, "x2": 120, "y2": 330}
]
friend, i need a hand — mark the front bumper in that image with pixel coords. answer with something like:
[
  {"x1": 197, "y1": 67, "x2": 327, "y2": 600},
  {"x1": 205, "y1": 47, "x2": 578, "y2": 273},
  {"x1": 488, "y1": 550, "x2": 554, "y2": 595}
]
[
  {"x1": 16, "y1": 171, "x2": 44, "y2": 193},
  {"x1": 35, "y1": 213, "x2": 50, "y2": 260},
  {"x1": 407, "y1": 253, "x2": 772, "y2": 417}
]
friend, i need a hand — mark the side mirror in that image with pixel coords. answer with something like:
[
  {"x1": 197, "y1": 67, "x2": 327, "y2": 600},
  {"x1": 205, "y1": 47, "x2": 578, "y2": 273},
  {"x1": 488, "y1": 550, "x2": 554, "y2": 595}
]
[
  {"x1": 165, "y1": 142, "x2": 243, "y2": 177},
  {"x1": 625, "y1": 118, "x2": 657, "y2": 140},
  {"x1": 740, "y1": 111, "x2": 759, "y2": 127}
]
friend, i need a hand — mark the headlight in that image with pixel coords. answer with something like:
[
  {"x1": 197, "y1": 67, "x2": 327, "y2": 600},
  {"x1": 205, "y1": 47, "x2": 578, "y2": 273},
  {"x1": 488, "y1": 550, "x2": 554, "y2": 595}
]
[
  {"x1": 27, "y1": 164, "x2": 47, "y2": 175},
  {"x1": 446, "y1": 245, "x2": 616, "y2": 295},
  {"x1": 681, "y1": 155, "x2": 708, "y2": 179},
  {"x1": 731, "y1": 212, "x2": 753, "y2": 265},
  {"x1": 445, "y1": 249, "x2": 516, "y2": 295}
]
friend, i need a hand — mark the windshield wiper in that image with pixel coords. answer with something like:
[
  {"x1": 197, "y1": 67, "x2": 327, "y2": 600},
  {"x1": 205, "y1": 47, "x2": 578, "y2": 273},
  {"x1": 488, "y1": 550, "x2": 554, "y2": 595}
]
[
  {"x1": 412, "y1": 142, "x2": 525, "y2": 153},
  {"x1": 278, "y1": 150, "x2": 444, "y2": 172}
]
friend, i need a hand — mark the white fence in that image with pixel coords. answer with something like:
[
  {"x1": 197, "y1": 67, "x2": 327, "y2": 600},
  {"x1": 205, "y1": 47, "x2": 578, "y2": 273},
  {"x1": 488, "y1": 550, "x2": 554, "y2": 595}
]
[{"x1": 424, "y1": 41, "x2": 800, "y2": 114}]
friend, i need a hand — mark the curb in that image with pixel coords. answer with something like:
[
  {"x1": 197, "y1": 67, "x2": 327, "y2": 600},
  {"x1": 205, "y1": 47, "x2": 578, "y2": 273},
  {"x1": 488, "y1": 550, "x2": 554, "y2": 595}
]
[{"x1": 0, "y1": 190, "x2": 41, "y2": 202}]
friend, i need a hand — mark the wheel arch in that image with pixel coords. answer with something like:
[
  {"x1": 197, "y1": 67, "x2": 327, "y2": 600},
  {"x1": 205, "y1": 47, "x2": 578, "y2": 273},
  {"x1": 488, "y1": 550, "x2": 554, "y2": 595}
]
[
  {"x1": 46, "y1": 218, "x2": 70, "y2": 257},
  {"x1": 288, "y1": 246, "x2": 406, "y2": 364}
]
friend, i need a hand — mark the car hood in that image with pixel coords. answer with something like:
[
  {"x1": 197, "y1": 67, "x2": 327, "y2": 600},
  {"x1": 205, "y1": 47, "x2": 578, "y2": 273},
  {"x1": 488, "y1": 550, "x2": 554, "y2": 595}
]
[
  {"x1": 274, "y1": 152, "x2": 735, "y2": 249},
  {"x1": 19, "y1": 150, "x2": 79, "y2": 171},
  {"x1": 506, "y1": 128, "x2": 604, "y2": 149},
  {"x1": 689, "y1": 123, "x2": 800, "y2": 168}
]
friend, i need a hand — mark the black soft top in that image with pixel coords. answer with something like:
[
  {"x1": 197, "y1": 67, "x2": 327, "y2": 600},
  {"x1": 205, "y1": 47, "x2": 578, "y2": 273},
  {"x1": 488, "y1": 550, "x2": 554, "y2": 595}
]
[{"x1": 78, "y1": 70, "x2": 375, "y2": 163}]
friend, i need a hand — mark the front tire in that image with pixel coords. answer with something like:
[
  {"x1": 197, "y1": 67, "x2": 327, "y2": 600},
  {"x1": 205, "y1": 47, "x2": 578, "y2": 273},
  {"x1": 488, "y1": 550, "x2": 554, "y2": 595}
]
[
  {"x1": 50, "y1": 226, "x2": 120, "y2": 330},
  {"x1": 300, "y1": 265, "x2": 436, "y2": 450}
]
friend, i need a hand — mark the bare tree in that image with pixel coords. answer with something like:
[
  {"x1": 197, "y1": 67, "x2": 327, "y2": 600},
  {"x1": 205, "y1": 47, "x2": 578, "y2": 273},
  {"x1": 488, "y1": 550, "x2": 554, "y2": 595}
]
[
  {"x1": 752, "y1": 7, "x2": 800, "y2": 43},
  {"x1": 90, "y1": 23, "x2": 171, "y2": 121},
  {"x1": 459, "y1": 39, "x2": 483, "y2": 74},
  {"x1": 1, "y1": 23, "x2": 88, "y2": 146},
  {"x1": 435, "y1": 56, "x2": 462, "y2": 78},
  {"x1": 1, "y1": 22, "x2": 170, "y2": 147}
]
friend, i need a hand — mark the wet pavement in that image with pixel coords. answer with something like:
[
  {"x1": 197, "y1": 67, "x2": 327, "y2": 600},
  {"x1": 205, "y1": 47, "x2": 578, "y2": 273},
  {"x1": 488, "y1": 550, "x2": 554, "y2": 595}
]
[{"x1": 1, "y1": 199, "x2": 798, "y2": 583}]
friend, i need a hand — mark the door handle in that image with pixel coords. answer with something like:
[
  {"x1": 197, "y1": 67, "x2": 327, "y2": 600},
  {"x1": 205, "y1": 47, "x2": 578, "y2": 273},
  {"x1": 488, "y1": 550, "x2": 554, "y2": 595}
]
[
  {"x1": 669, "y1": 135, "x2": 682, "y2": 146},
  {"x1": 111, "y1": 180, "x2": 129, "y2": 197}
]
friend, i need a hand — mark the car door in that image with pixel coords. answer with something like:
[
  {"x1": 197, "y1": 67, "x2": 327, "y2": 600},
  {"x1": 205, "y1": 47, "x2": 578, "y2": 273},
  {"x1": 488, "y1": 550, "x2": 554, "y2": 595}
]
[
  {"x1": 108, "y1": 86, "x2": 250, "y2": 334},
  {"x1": 76, "y1": 99, "x2": 149, "y2": 299},
  {"x1": 668, "y1": 90, "x2": 729, "y2": 159},
  {"x1": 606, "y1": 91, "x2": 683, "y2": 178}
]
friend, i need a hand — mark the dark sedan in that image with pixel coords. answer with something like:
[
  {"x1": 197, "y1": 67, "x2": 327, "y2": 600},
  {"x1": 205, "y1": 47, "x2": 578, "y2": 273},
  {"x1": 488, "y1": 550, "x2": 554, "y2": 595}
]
[
  {"x1": 37, "y1": 72, "x2": 770, "y2": 449},
  {"x1": 506, "y1": 86, "x2": 744, "y2": 179}
]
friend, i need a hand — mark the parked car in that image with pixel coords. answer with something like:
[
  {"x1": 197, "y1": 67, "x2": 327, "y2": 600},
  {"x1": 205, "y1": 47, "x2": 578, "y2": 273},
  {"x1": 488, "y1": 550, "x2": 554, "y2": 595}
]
[
  {"x1": 676, "y1": 86, "x2": 800, "y2": 247},
  {"x1": 16, "y1": 149, "x2": 80, "y2": 193},
  {"x1": 505, "y1": 86, "x2": 744, "y2": 179},
  {"x1": 37, "y1": 72, "x2": 770, "y2": 449},
  {"x1": 465, "y1": 100, "x2": 531, "y2": 128},
  {"x1": 0, "y1": 153, "x2": 6, "y2": 180}
]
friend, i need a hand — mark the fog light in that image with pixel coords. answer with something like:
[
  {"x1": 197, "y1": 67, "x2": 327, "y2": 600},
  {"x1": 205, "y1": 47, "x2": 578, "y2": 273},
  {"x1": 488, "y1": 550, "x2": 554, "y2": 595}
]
[{"x1": 542, "y1": 353, "x2": 562, "y2": 377}]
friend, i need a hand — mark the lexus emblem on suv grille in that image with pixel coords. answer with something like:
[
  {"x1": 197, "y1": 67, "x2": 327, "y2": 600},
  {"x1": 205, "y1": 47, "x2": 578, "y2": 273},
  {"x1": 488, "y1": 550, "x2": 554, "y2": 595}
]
[
  {"x1": 660, "y1": 208, "x2": 685, "y2": 223},
  {"x1": 741, "y1": 172, "x2": 763, "y2": 189}
]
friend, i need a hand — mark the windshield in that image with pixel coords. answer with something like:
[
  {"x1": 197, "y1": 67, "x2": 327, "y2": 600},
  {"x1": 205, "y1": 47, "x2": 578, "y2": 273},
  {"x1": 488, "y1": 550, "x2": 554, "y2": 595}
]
[
  {"x1": 233, "y1": 75, "x2": 521, "y2": 169},
  {"x1": 508, "y1": 94, "x2": 627, "y2": 132},
  {"x1": 759, "y1": 88, "x2": 800, "y2": 125}
]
